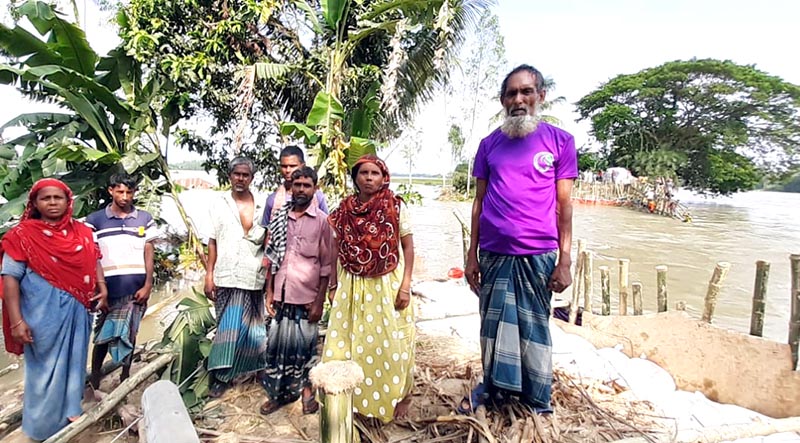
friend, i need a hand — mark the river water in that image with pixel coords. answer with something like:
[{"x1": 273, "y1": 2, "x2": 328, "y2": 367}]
[
  {"x1": 409, "y1": 187, "x2": 800, "y2": 344},
  {"x1": 1, "y1": 187, "x2": 798, "y2": 386}
]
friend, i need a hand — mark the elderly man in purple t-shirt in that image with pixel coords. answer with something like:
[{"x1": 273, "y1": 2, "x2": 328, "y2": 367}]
[{"x1": 463, "y1": 65, "x2": 578, "y2": 415}]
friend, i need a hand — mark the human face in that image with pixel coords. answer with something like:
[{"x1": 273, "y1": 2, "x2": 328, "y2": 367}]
[
  {"x1": 34, "y1": 186, "x2": 68, "y2": 223},
  {"x1": 355, "y1": 162, "x2": 385, "y2": 200},
  {"x1": 280, "y1": 155, "x2": 304, "y2": 183},
  {"x1": 501, "y1": 71, "x2": 546, "y2": 117},
  {"x1": 229, "y1": 164, "x2": 254, "y2": 193},
  {"x1": 108, "y1": 184, "x2": 135, "y2": 212},
  {"x1": 291, "y1": 176, "x2": 316, "y2": 209}
]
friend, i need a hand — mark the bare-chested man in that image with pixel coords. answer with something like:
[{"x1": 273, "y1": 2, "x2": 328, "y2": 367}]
[{"x1": 204, "y1": 157, "x2": 268, "y2": 397}]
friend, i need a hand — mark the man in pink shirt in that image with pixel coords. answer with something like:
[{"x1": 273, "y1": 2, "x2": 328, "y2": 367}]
[{"x1": 260, "y1": 166, "x2": 334, "y2": 415}]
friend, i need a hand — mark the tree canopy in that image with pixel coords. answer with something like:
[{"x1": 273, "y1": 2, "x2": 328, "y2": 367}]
[{"x1": 576, "y1": 59, "x2": 800, "y2": 194}]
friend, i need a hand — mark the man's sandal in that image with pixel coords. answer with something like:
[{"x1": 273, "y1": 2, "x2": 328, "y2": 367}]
[
  {"x1": 457, "y1": 383, "x2": 487, "y2": 414},
  {"x1": 302, "y1": 395, "x2": 319, "y2": 414},
  {"x1": 259, "y1": 399, "x2": 284, "y2": 416}
]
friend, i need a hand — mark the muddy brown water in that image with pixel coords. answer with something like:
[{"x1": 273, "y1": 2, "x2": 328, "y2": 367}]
[{"x1": 2, "y1": 187, "x2": 798, "y2": 386}]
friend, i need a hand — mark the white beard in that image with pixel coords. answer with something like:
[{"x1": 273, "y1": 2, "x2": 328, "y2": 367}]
[{"x1": 500, "y1": 115, "x2": 540, "y2": 138}]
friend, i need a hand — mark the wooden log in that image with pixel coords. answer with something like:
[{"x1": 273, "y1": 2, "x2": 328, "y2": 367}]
[
  {"x1": 583, "y1": 250, "x2": 594, "y2": 313},
  {"x1": 750, "y1": 260, "x2": 770, "y2": 337},
  {"x1": 656, "y1": 265, "x2": 668, "y2": 313},
  {"x1": 140, "y1": 380, "x2": 199, "y2": 443},
  {"x1": 43, "y1": 353, "x2": 175, "y2": 443},
  {"x1": 569, "y1": 240, "x2": 586, "y2": 324},
  {"x1": 0, "y1": 363, "x2": 19, "y2": 378},
  {"x1": 702, "y1": 262, "x2": 731, "y2": 323},
  {"x1": 632, "y1": 282, "x2": 643, "y2": 315},
  {"x1": 600, "y1": 266, "x2": 611, "y2": 315},
  {"x1": 310, "y1": 360, "x2": 364, "y2": 443},
  {"x1": 790, "y1": 254, "x2": 800, "y2": 371},
  {"x1": 618, "y1": 259, "x2": 630, "y2": 315}
]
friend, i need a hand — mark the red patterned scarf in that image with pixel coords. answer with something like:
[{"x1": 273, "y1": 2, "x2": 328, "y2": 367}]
[
  {"x1": 0, "y1": 178, "x2": 100, "y2": 354},
  {"x1": 329, "y1": 155, "x2": 403, "y2": 277}
]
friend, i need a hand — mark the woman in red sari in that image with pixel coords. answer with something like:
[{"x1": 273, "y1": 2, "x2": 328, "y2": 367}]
[{"x1": 0, "y1": 178, "x2": 107, "y2": 440}]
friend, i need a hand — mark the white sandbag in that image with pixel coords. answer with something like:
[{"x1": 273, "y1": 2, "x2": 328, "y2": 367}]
[
  {"x1": 551, "y1": 329, "x2": 597, "y2": 356},
  {"x1": 616, "y1": 357, "x2": 676, "y2": 402},
  {"x1": 414, "y1": 281, "x2": 479, "y2": 321}
]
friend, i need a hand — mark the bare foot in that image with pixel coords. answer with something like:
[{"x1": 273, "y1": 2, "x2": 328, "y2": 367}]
[{"x1": 393, "y1": 396, "x2": 412, "y2": 420}]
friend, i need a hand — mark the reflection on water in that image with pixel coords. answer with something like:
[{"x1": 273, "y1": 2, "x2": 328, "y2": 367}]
[{"x1": 409, "y1": 188, "x2": 800, "y2": 343}]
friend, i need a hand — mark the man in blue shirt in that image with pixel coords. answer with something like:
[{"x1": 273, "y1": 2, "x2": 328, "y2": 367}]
[{"x1": 85, "y1": 173, "x2": 157, "y2": 388}]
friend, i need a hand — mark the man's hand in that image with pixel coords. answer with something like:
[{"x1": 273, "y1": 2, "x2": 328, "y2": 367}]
[
  {"x1": 465, "y1": 253, "x2": 481, "y2": 294},
  {"x1": 92, "y1": 290, "x2": 108, "y2": 313},
  {"x1": 548, "y1": 262, "x2": 572, "y2": 293},
  {"x1": 204, "y1": 274, "x2": 216, "y2": 301},
  {"x1": 265, "y1": 288, "x2": 276, "y2": 317},
  {"x1": 11, "y1": 320, "x2": 33, "y2": 345},
  {"x1": 306, "y1": 302, "x2": 323, "y2": 323},
  {"x1": 134, "y1": 285, "x2": 152, "y2": 305},
  {"x1": 394, "y1": 288, "x2": 410, "y2": 311}
]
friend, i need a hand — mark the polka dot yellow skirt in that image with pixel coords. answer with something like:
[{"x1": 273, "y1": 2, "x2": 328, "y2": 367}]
[{"x1": 322, "y1": 268, "x2": 415, "y2": 422}]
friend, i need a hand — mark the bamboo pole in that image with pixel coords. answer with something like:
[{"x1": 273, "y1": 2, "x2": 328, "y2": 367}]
[
  {"x1": 702, "y1": 262, "x2": 731, "y2": 323},
  {"x1": 569, "y1": 240, "x2": 586, "y2": 324},
  {"x1": 790, "y1": 254, "x2": 800, "y2": 371},
  {"x1": 656, "y1": 265, "x2": 668, "y2": 313},
  {"x1": 750, "y1": 260, "x2": 770, "y2": 337},
  {"x1": 600, "y1": 266, "x2": 611, "y2": 315},
  {"x1": 43, "y1": 353, "x2": 175, "y2": 443},
  {"x1": 632, "y1": 282, "x2": 643, "y2": 315},
  {"x1": 583, "y1": 250, "x2": 594, "y2": 313},
  {"x1": 310, "y1": 361, "x2": 364, "y2": 443},
  {"x1": 618, "y1": 259, "x2": 630, "y2": 315}
]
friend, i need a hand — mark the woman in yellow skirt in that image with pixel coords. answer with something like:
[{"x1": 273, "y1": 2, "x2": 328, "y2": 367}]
[{"x1": 325, "y1": 155, "x2": 415, "y2": 422}]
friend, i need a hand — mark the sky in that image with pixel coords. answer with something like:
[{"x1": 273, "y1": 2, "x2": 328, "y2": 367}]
[{"x1": 1, "y1": 0, "x2": 799, "y2": 175}]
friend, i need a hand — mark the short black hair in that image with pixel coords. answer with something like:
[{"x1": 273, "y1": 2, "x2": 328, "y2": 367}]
[
  {"x1": 500, "y1": 64, "x2": 545, "y2": 98},
  {"x1": 228, "y1": 156, "x2": 255, "y2": 175},
  {"x1": 280, "y1": 146, "x2": 305, "y2": 162},
  {"x1": 109, "y1": 173, "x2": 138, "y2": 190},
  {"x1": 291, "y1": 166, "x2": 318, "y2": 185}
]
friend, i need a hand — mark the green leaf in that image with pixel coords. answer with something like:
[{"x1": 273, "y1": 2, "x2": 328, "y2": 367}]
[
  {"x1": 252, "y1": 62, "x2": 292, "y2": 80},
  {"x1": 321, "y1": 0, "x2": 347, "y2": 30},
  {"x1": 279, "y1": 121, "x2": 320, "y2": 145},
  {"x1": 347, "y1": 137, "x2": 377, "y2": 167},
  {"x1": 0, "y1": 145, "x2": 16, "y2": 161},
  {"x1": 291, "y1": 0, "x2": 323, "y2": 34},
  {"x1": 306, "y1": 91, "x2": 344, "y2": 127},
  {"x1": 351, "y1": 81, "x2": 380, "y2": 138},
  {"x1": 1, "y1": 112, "x2": 73, "y2": 131},
  {"x1": 0, "y1": 23, "x2": 63, "y2": 66},
  {"x1": 0, "y1": 194, "x2": 28, "y2": 226},
  {"x1": 198, "y1": 338, "x2": 212, "y2": 358},
  {"x1": 120, "y1": 151, "x2": 159, "y2": 174}
]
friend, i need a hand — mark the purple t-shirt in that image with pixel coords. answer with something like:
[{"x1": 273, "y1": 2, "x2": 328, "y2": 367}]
[{"x1": 472, "y1": 122, "x2": 578, "y2": 256}]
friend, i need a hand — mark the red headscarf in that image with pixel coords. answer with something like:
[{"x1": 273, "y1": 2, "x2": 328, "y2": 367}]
[
  {"x1": 0, "y1": 178, "x2": 100, "y2": 354},
  {"x1": 329, "y1": 155, "x2": 404, "y2": 277}
]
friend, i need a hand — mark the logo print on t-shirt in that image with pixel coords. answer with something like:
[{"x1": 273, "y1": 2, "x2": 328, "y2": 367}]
[{"x1": 533, "y1": 152, "x2": 554, "y2": 174}]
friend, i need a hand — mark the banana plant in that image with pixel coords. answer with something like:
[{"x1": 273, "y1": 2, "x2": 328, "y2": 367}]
[{"x1": 0, "y1": 1, "x2": 202, "y2": 262}]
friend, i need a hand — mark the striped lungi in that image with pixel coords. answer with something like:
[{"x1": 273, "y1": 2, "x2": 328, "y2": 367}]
[
  {"x1": 94, "y1": 293, "x2": 146, "y2": 363},
  {"x1": 208, "y1": 287, "x2": 267, "y2": 382},
  {"x1": 478, "y1": 250, "x2": 556, "y2": 412}
]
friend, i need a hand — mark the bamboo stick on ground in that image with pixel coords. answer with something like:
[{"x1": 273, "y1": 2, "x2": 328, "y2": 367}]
[
  {"x1": 569, "y1": 240, "x2": 587, "y2": 324},
  {"x1": 583, "y1": 250, "x2": 594, "y2": 313},
  {"x1": 790, "y1": 254, "x2": 800, "y2": 370},
  {"x1": 702, "y1": 262, "x2": 731, "y2": 323},
  {"x1": 600, "y1": 266, "x2": 611, "y2": 315},
  {"x1": 632, "y1": 282, "x2": 643, "y2": 315},
  {"x1": 618, "y1": 259, "x2": 630, "y2": 315},
  {"x1": 656, "y1": 266, "x2": 668, "y2": 313},
  {"x1": 750, "y1": 260, "x2": 770, "y2": 337},
  {"x1": 43, "y1": 352, "x2": 175, "y2": 443}
]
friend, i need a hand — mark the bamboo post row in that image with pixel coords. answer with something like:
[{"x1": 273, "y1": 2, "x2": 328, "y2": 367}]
[
  {"x1": 790, "y1": 254, "x2": 800, "y2": 371},
  {"x1": 600, "y1": 266, "x2": 611, "y2": 315},
  {"x1": 702, "y1": 262, "x2": 731, "y2": 323},
  {"x1": 583, "y1": 250, "x2": 593, "y2": 313},
  {"x1": 632, "y1": 282, "x2": 643, "y2": 315},
  {"x1": 750, "y1": 260, "x2": 770, "y2": 337},
  {"x1": 569, "y1": 240, "x2": 587, "y2": 324},
  {"x1": 656, "y1": 265, "x2": 668, "y2": 313},
  {"x1": 618, "y1": 259, "x2": 630, "y2": 315}
]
